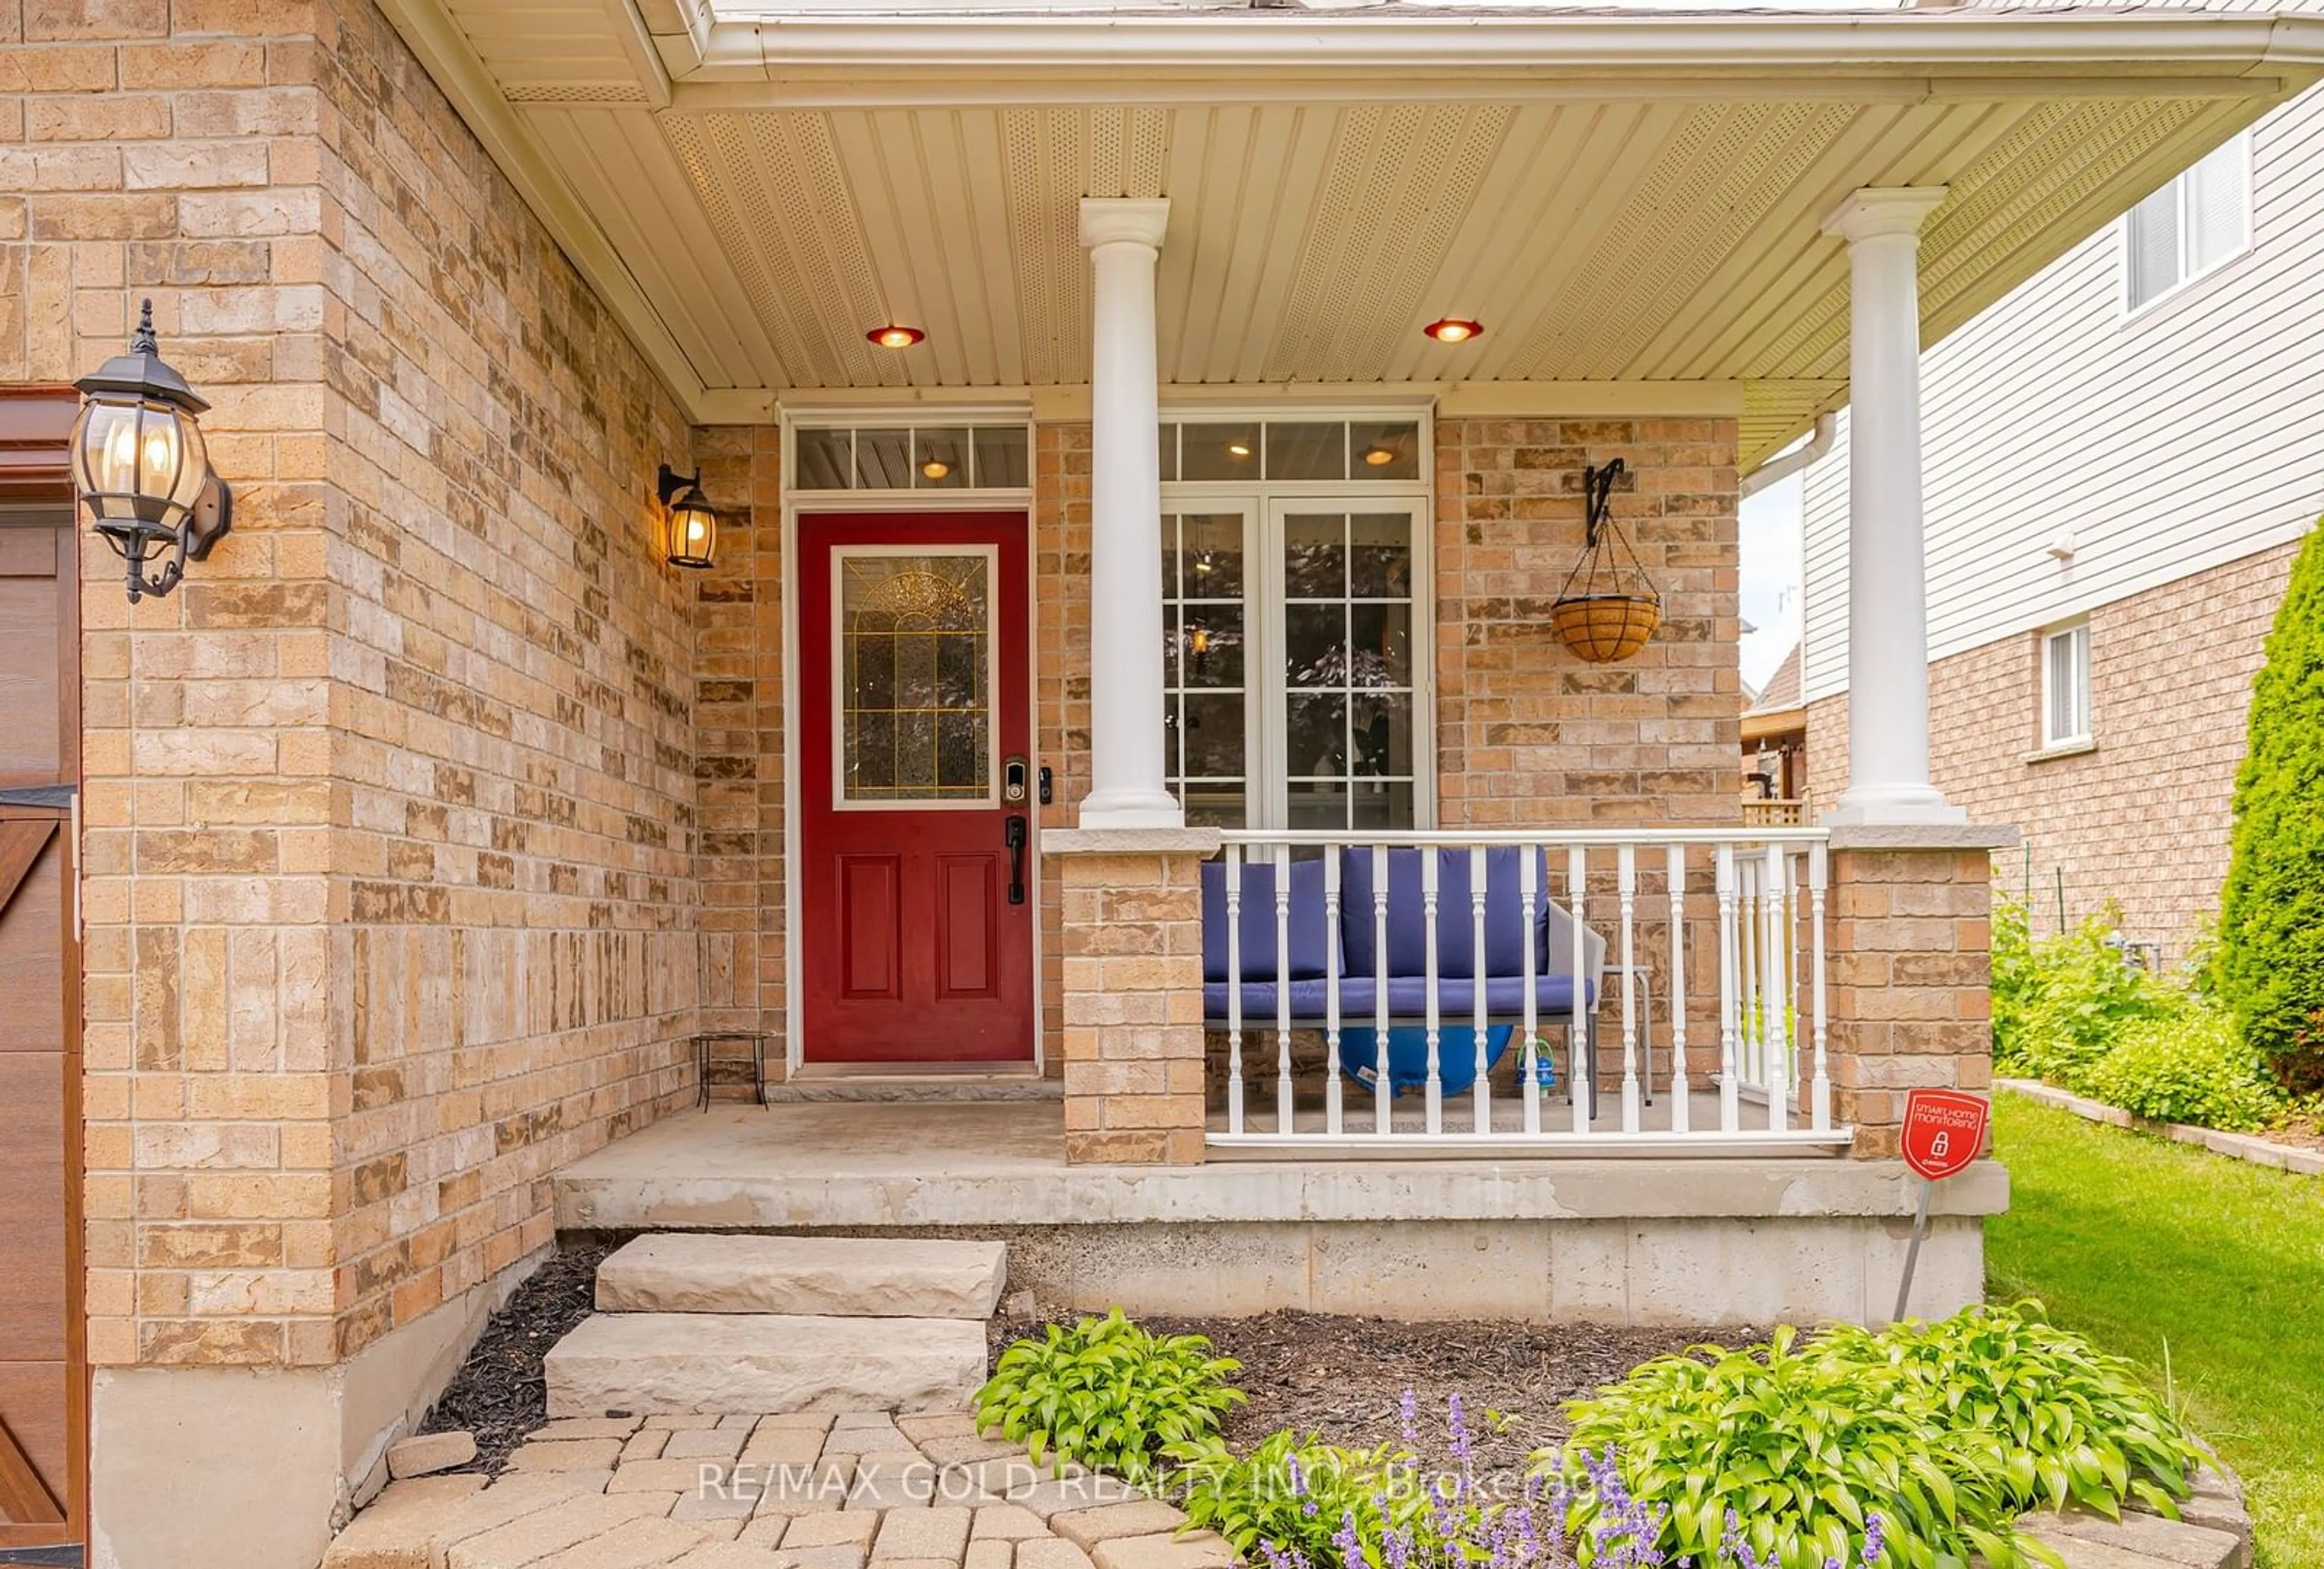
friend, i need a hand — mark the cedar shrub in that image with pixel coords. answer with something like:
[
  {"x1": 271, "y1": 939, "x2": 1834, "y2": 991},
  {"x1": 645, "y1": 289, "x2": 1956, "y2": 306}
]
[{"x1": 2217, "y1": 518, "x2": 2324, "y2": 1091}]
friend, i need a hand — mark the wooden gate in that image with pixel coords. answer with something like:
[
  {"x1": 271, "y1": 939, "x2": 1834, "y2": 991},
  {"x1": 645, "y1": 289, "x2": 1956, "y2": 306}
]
[{"x1": 0, "y1": 387, "x2": 85, "y2": 1554}]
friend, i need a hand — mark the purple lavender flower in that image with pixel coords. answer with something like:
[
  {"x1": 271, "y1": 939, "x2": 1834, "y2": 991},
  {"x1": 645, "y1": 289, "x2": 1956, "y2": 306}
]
[
  {"x1": 1333, "y1": 1509, "x2": 1364, "y2": 1569},
  {"x1": 1859, "y1": 1513, "x2": 1886, "y2": 1568},
  {"x1": 1399, "y1": 1392, "x2": 1420, "y2": 1449}
]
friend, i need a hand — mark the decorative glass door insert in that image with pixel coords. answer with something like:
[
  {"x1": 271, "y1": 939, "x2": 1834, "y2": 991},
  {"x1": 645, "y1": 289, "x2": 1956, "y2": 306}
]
[{"x1": 833, "y1": 547, "x2": 996, "y2": 806}]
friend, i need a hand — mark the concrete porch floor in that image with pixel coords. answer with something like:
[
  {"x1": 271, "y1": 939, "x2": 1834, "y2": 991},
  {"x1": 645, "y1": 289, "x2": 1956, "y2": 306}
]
[{"x1": 548, "y1": 1104, "x2": 2004, "y2": 1327}]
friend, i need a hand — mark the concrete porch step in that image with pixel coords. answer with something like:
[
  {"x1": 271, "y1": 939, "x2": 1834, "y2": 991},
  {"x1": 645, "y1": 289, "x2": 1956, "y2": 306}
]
[
  {"x1": 596, "y1": 1234, "x2": 1008, "y2": 1319},
  {"x1": 543, "y1": 1311, "x2": 990, "y2": 1417}
]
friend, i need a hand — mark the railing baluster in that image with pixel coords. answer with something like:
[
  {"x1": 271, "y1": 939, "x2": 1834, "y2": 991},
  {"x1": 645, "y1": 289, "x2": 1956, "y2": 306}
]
[
  {"x1": 1520, "y1": 845, "x2": 1540, "y2": 1137},
  {"x1": 1716, "y1": 842, "x2": 1739, "y2": 1134},
  {"x1": 1738, "y1": 857, "x2": 1760, "y2": 1090},
  {"x1": 1372, "y1": 843, "x2": 1390, "y2": 1136},
  {"x1": 1471, "y1": 843, "x2": 1491, "y2": 1136},
  {"x1": 1618, "y1": 842, "x2": 1640, "y2": 1134},
  {"x1": 1422, "y1": 848, "x2": 1443, "y2": 1135},
  {"x1": 1200, "y1": 828, "x2": 1836, "y2": 1152},
  {"x1": 1809, "y1": 840, "x2": 1831, "y2": 1133},
  {"x1": 1764, "y1": 841, "x2": 1790, "y2": 1132},
  {"x1": 1225, "y1": 841, "x2": 1244, "y2": 1138},
  {"x1": 1666, "y1": 842, "x2": 1689, "y2": 1136},
  {"x1": 1325, "y1": 850, "x2": 1344, "y2": 1137},
  {"x1": 1568, "y1": 844, "x2": 1590, "y2": 1138},
  {"x1": 1275, "y1": 858, "x2": 1294, "y2": 1134}
]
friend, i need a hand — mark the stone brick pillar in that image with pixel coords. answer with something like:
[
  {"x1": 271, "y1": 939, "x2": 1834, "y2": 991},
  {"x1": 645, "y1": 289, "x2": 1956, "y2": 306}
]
[
  {"x1": 1044, "y1": 829, "x2": 1220, "y2": 1165},
  {"x1": 1825, "y1": 826, "x2": 2016, "y2": 1157}
]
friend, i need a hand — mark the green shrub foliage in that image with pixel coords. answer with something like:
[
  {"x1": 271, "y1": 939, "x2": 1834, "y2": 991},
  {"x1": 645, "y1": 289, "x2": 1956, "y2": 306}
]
[
  {"x1": 975, "y1": 1309, "x2": 1245, "y2": 1482},
  {"x1": 1546, "y1": 1303, "x2": 2204, "y2": 1569},
  {"x1": 2084, "y1": 1007, "x2": 2282, "y2": 1133},
  {"x1": 2217, "y1": 519, "x2": 2324, "y2": 1092},
  {"x1": 1992, "y1": 894, "x2": 2283, "y2": 1130}
]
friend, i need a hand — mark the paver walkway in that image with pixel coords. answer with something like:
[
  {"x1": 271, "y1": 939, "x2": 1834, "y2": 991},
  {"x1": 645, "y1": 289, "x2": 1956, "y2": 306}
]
[{"x1": 326, "y1": 1410, "x2": 1238, "y2": 1569}]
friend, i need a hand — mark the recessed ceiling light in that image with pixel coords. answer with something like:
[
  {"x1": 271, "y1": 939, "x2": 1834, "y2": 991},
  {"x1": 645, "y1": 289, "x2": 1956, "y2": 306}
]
[
  {"x1": 1423, "y1": 318, "x2": 1483, "y2": 344},
  {"x1": 921, "y1": 458, "x2": 951, "y2": 479},
  {"x1": 1362, "y1": 444, "x2": 1397, "y2": 467},
  {"x1": 868, "y1": 324, "x2": 925, "y2": 349},
  {"x1": 1226, "y1": 442, "x2": 1253, "y2": 459}
]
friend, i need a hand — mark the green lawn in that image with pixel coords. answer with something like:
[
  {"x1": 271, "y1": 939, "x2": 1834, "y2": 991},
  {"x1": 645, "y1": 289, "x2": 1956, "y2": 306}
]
[{"x1": 1986, "y1": 1093, "x2": 2324, "y2": 1567}]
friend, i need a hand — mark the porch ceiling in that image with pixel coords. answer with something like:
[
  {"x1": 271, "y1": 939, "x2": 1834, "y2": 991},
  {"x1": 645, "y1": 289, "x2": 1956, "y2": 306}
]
[{"x1": 381, "y1": 0, "x2": 2324, "y2": 460}]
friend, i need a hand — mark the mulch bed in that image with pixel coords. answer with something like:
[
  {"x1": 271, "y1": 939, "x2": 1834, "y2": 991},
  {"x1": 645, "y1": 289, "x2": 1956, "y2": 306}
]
[
  {"x1": 990, "y1": 1309, "x2": 1750, "y2": 1483},
  {"x1": 421, "y1": 1240, "x2": 615, "y2": 1472}
]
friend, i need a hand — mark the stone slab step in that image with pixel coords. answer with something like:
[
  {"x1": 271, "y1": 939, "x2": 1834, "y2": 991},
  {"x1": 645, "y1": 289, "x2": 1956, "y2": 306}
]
[
  {"x1": 597, "y1": 1234, "x2": 1007, "y2": 1319},
  {"x1": 545, "y1": 1312, "x2": 990, "y2": 1418}
]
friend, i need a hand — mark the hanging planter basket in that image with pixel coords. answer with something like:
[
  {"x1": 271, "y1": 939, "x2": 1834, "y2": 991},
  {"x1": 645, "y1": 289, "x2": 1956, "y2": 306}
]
[{"x1": 1550, "y1": 459, "x2": 1662, "y2": 664}]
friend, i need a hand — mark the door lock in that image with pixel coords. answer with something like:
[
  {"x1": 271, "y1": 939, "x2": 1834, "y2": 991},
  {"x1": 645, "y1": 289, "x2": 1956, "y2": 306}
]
[{"x1": 1003, "y1": 754, "x2": 1029, "y2": 805}]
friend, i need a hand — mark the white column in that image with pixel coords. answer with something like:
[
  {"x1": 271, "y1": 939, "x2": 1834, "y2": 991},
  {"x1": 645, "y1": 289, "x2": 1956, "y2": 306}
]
[
  {"x1": 1820, "y1": 187, "x2": 1965, "y2": 827},
  {"x1": 1077, "y1": 197, "x2": 1181, "y2": 829}
]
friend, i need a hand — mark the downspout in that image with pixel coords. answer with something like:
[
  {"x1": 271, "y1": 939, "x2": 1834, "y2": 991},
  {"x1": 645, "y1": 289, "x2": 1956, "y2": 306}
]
[{"x1": 1740, "y1": 412, "x2": 1836, "y2": 499}]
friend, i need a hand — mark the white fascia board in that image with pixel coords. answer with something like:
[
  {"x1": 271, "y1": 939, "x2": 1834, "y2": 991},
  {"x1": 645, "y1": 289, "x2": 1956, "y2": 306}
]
[{"x1": 680, "y1": 10, "x2": 2324, "y2": 100}]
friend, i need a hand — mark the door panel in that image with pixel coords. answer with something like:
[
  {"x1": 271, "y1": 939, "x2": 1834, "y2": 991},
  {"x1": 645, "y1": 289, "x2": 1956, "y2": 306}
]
[
  {"x1": 838, "y1": 855, "x2": 902, "y2": 1000},
  {"x1": 936, "y1": 854, "x2": 998, "y2": 999},
  {"x1": 801, "y1": 512, "x2": 1034, "y2": 1062}
]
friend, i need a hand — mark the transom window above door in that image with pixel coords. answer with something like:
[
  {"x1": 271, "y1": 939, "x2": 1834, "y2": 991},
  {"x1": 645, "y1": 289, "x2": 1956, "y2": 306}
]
[
  {"x1": 1160, "y1": 418, "x2": 1422, "y2": 482},
  {"x1": 793, "y1": 423, "x2": 1031, "y2": 491},
  {"x1": 1158, "y1": 410, "x2": 1433, "y2": 832}
]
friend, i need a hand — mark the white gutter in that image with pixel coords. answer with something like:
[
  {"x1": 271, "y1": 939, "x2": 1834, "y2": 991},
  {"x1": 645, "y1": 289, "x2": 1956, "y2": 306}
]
[
  {"x1": 684, "y1": 9, "x2": 2324, "y2": 89},
  {"x1": 1742, "y1": 413, "x2": 1837, "y2": 499}
]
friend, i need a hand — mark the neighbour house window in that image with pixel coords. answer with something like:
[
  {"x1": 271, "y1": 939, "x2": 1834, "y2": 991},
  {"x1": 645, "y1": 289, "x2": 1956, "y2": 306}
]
[
  {"x1": 2124, "y1": 134, "x2": 2251, "y2": 312},
  {"x1": 2041, "y1": 622, "x2": 2092, "y2": 749},
  {"x1": 1158, "y1": 416, "x2": 1430, "y2": 832}
]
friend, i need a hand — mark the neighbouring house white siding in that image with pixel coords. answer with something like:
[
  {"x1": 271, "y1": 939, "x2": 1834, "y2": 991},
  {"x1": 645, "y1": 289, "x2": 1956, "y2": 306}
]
[{"x1": 1802, "y1": 61, "x2": 2324, "y2": 703}]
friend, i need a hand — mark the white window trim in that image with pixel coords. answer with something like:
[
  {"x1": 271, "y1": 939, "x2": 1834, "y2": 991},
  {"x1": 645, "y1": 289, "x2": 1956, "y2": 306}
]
[
  {"x1": 1160, "y1": 402, "x2": 1438, "y2": 832},
  {"x1": 2040, "y1": 620, "x2": 2093, "y2": 751},
  {"x1": 2120, "y1": 131, "x2": 2253, "y2": 319}
]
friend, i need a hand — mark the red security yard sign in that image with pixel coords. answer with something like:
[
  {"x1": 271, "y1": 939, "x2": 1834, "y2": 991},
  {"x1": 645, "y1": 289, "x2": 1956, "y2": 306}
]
[
  {"x1": 1893, "y1": 1089, "x2": 1992, "y2": 1321},
  {"x1": 1901, "y1": 1089, "x2": 1991, "y2": 1181}
]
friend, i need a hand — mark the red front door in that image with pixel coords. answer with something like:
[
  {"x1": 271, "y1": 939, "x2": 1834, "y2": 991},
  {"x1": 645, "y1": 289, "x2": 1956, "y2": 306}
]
[{"x1": 799, "y1": 511, "x2": 1036, "y2": 1062}]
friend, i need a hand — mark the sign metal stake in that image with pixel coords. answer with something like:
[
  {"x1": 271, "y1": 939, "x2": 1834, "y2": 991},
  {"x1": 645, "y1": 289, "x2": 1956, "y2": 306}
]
[{"x1": 1894, "y1": 1177, "x2": 1934, "y2": 1323}]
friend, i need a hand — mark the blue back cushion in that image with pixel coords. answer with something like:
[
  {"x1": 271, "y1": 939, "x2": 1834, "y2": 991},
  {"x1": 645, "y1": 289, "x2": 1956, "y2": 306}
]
[
  {"x1": 1200, "y1": 857, "x2": 1335, "y2": 982},
  {"x1": 1339, "y1": 846, "x2": 1549, "y2": 979}
]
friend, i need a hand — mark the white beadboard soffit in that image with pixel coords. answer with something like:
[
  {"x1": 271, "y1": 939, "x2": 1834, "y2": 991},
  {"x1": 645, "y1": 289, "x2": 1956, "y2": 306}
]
[{"x1": 389, "y1": 0, "x2": 2324, "y2": 460}]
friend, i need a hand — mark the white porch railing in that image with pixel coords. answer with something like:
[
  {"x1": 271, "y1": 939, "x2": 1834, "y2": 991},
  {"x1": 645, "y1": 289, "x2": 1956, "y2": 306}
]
[{"x1": 1206, "y1": 827, "x2": 1842, "y2": 1151}]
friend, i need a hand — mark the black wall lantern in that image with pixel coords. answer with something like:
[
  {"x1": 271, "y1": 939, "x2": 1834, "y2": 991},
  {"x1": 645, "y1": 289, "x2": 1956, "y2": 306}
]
[
  {"x1": 71, "y1": 299, "x2": 232, "y2": 604},
  {"x1": 658, "y1": 463, "x2": 717, "y2": 570}
]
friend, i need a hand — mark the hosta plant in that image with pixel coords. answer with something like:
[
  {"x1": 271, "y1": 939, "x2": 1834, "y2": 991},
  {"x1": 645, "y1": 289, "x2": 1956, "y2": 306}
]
[
  {"x1": 976, "y1": 1309, "x2": 1245, "y2": 1482},
  {"x1": 1544, "y1": 1303, "x2": 2201, "y2": 1569}
]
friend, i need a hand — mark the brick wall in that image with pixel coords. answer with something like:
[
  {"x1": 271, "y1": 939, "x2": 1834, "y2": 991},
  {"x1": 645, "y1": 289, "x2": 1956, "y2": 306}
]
[
  {"x1": 1807, "y1": 538, "x2": 2298, "y2": 961},
  {"x1": 1035, "y1": 421, "x2": 1092, "y2": 1071},
  {"x1": 1433, "y1": 417, "x2": 1742, "y2": 828},
  {"x1": 11, "y1": 0, "x2": 702, "y2": 1367},
  {"x1": 691, "y1": 428, "x2": 786, "y2": 1068}
]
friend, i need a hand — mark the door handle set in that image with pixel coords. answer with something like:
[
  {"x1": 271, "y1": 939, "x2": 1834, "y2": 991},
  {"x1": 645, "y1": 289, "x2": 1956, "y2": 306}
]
[{"x1": 1004, "y1": 815, "x2": 1028, "y2": 905}]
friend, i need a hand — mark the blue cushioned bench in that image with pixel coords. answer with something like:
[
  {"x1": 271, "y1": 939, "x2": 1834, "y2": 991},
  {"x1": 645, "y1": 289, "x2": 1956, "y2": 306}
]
[{"x1": 1200, "y1": 846, "x2": 1607, "y2": 1039}]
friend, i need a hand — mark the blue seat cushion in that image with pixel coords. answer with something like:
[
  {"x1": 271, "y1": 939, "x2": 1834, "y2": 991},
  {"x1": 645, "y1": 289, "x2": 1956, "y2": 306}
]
[
  {"x1": 1200, "y1": 857, "x2": 1336, "y2": 983},
  {"x1": 1202, "y1": 972, "x2": 1594, "y2": 1024},
  {"x1": 1339, "y1": 846, "x2": 1557, "y2": 979}
]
